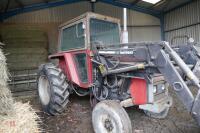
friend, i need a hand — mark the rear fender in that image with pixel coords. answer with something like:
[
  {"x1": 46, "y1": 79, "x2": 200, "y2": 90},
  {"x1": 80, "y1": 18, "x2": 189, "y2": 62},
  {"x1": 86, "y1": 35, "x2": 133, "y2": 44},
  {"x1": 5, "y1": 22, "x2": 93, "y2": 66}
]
[
  {"x1": 49, "y1": 50, "x2": 93, "y2": 88},
  {"x1": 49, "y1": 53, "x2": 71, "y2": 80}
]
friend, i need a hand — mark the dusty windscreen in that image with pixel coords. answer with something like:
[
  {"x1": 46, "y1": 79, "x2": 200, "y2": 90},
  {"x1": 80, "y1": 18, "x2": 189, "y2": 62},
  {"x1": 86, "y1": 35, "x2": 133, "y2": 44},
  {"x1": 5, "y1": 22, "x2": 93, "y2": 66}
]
[
  {"x1": 90, "y1": 18, "x2": 120, "y2": 45},
  {"x1": 61, "y1": 22, "x2": 85, "y2": 51}
]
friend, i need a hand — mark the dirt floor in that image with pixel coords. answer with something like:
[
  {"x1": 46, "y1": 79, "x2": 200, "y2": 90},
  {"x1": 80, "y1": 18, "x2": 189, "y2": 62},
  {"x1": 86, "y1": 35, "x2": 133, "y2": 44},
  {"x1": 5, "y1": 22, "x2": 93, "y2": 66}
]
[{"x1": 27, "y1": 90, "x2": 200, "y2": 133}]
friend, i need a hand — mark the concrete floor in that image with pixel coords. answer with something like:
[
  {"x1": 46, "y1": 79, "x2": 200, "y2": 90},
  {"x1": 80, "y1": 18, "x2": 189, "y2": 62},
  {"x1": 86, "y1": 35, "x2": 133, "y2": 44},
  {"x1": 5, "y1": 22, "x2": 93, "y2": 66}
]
[{"x1": 29, "y1": 90, "x2": 200, "y2": 133}]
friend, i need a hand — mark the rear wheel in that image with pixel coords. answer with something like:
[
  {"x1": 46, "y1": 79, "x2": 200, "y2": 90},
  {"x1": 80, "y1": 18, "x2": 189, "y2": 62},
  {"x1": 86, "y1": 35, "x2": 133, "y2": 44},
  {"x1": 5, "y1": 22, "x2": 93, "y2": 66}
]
[
  {"x1": 38, "y1": 63, "x2": 70, "y2": 115},
  {"x1": 92, "y1": 100, "x2": 132, "y2": 133}
]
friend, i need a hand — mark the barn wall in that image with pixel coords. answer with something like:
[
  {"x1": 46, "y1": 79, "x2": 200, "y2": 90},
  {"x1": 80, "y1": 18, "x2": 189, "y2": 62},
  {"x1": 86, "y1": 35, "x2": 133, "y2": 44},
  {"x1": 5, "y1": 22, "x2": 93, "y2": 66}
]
[
  {"x1": 95, "y1": 3, "x2": 161, "y2": 42},
  {"x1": 3, "y1": 2, "x2": 161, "y2": 54},
  {"x1": 164, "y1": 0, "x2": 200, "y2": 45},
  {"x1": 3, "y1": 2, "x2": 91, "y2": 54}
]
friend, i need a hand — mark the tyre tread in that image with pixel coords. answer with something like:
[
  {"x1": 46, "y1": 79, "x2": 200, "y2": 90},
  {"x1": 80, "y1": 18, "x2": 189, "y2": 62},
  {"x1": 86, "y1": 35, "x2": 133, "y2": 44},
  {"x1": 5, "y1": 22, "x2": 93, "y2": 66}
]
[{"x1": 38, "y1": 63, "x2": 70, "y2": 115}]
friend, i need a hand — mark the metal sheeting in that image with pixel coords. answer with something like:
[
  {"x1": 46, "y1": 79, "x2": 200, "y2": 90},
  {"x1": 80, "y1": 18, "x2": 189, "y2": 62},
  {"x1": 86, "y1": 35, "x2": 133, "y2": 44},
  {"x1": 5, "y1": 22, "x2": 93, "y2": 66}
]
[
  {"x1": 165, "y1": 0, "x2": 200, "y2": 31},
  {"x1": 164, "y1": 0, "x2": 200, "y2": 44},
  {"x1": 127, "y1": 10, "x2": 160, "y2": 26},
  {"x1": 128, "y1": 26, "x2": 161, "y2": 42},
  {"x1": 95, "y1": 2, "x2": 160, "y2": 26},
  {"x1": 95, "y1": 2, "x2": 161, "y2": 41},
  {"x1": 165, "y1": 24, "x2": 200, "y2": 44},
  {"x1": 4, "y1": 2, "x2": 91, "y2": 23},
  {"x1": 4, "y1": 1, "x2": 161, "y2": 41},
  {"x1": 127, "y1": 11, "x2": 161, "y2": 41},
  {"x1": 94, "y1": 2, "x2": 122, "y2": 21},
  {"x1": 4, "y1": 2, "x2": 161, "y2": 26}
]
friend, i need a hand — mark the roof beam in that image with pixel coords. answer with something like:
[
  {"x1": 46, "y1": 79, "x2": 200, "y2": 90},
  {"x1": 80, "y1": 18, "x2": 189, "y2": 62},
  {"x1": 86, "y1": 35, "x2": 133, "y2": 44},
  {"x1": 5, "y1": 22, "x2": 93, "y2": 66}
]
[
  {"x1": 15, "y1": 0, "x2": 24, "y2": 8},
  {"x1": 4, "y1": 0, "x2": 10, "y2": 13},
  {"x1": 150, "y1": 0, "x2": 166, "y2": 8},
  {"x1": 0, "y1": 0, "x2": 82, "y2": 20},
  {"x1": 0, "y1": 0, "x2": 162, "y2": 21},
  {"x1": 43, "y1": 0, "x2": 49, "y2": 3},
  {"x1": 160, "y1": 0, "x2": 172, "y2": 11},
  {"x1": 131, "y1": 0, "x2": 140, "y2": 5}
]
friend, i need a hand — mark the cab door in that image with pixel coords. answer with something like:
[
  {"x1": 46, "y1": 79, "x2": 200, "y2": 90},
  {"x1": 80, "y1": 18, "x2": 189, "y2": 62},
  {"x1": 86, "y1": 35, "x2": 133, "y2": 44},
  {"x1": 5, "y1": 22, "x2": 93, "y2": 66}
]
[{"x1": 56, "y1": 19, "x2": 92, "y2": 88}]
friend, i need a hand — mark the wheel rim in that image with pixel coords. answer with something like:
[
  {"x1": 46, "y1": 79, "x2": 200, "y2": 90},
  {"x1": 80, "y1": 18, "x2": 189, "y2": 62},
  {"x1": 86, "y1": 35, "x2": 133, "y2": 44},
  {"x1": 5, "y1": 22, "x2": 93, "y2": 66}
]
[
  {"x1": 97, "y1": 114, "x2": 119, "y2": 133},
  {"x1": 104, "y1": 118, "x2": 114, "y2": 132},
  {"x1": 38, "y1": 76, "x2": 51, "y2": 105},
  {"x1": 92, "y1": 101, "x2": 132, "y2": 133}
]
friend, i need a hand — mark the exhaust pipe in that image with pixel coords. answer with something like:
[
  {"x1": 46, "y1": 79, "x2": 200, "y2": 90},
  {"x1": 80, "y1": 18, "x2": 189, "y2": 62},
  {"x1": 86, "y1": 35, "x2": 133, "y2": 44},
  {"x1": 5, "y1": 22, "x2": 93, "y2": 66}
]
[{"x1": 122, "y1": 8, "x2": 128, "y2": 44}]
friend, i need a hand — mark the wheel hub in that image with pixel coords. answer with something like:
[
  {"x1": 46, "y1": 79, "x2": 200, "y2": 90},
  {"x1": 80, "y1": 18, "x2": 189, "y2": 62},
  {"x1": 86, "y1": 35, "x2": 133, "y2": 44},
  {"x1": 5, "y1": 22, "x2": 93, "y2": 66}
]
[{"x1": 104, "y1": 118, "x2": 114, "y2": 132}]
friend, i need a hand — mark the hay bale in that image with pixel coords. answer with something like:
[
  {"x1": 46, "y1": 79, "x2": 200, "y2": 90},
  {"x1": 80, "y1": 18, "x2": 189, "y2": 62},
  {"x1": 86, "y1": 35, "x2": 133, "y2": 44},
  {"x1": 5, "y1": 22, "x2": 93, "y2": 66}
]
[
  {"x1": 7, "y1": 54, "x2": 47, "y2": 63},
  {"x1": 0, "y1": 45, "x2": 41, "y2": 132},
  {"x1": 0, "y1": 85, "x2": 14, "y2": 115},
  {"x1": 0, "y1": 49, "x2": 9, "y2": 86},
  {"x1": 4, "y1": 48, "x2": 47, "y2": 55},
  {"x1": 5, "y1": 48, "x2": 48, "y2": 71},
  {"x1": 7, "y1": 60, "x2": 46, "y2": 71},
  {"x1": 4, "y1": 40, "x2": 48, "y2": 48},
  {"x1": 0, "y1": 102, "x2": 41, "y2": 133},
  {"x1": 0, "y1": 25, "x2": 48, "y2": 72},
  {"x1": 0, "y1": 25, "x2": 42, "y2": 32},
  {"x1": 0, "y1": 25, "x2": 47, "y2": 41},
  {"x1": 0, "y1": 46, "x2": 13, "y2": 115}
]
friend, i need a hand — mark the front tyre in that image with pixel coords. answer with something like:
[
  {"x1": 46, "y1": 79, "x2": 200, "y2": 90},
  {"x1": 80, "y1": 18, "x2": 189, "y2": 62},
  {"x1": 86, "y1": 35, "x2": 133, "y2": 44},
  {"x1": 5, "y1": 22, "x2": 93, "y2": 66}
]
[
  {"x1": 92, "y1": 100, "x2": 132, "y2": 133},
  {"x1": 37, "y1": 63, "x2": 70, "y2": 115},
  {"x1": 144, "y1": 107, "x2": 169, "y2": 119}
]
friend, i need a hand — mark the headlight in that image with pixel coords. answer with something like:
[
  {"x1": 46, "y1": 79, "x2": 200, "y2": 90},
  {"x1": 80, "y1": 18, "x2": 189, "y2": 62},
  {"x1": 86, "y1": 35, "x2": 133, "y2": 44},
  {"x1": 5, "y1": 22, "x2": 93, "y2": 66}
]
[{"x1": 154, "y1": 84, "x2": 165, "y2": 94}]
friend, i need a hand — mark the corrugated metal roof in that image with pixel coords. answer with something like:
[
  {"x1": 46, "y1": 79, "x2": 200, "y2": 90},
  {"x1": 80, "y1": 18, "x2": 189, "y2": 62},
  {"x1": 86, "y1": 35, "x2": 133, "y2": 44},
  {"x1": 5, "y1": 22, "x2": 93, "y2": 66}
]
[{"x1": 0, "y1": 0, "x2": 193, "y2": 13}]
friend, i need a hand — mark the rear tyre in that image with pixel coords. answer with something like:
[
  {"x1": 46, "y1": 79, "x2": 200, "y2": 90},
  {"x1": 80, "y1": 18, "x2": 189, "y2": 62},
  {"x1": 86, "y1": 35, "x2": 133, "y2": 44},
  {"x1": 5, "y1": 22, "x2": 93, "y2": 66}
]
[
  {"x1": 37, "y1": 63, "x2": 70, "y2": 115},
  {"x1": 144, "y1": 107, "x2": 169, "y2": 119},
  {"x1": 92, "y1": 100, "x2": 132, "y2": 133}
]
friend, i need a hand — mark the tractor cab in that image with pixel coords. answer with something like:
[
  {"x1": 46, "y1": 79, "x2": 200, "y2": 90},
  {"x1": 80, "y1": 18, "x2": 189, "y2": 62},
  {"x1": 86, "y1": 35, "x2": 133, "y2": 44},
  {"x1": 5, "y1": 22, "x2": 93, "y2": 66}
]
[
  {"x1": 58, "y1": 12, "x2": 121, "y2": 51},
  {"x1": 50, "y1": 12, "x2": 122, "y2": 88}
]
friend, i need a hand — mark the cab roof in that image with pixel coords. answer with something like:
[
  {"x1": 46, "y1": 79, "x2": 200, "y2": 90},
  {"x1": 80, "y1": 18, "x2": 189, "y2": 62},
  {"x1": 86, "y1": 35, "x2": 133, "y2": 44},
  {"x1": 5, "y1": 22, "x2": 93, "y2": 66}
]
[{"x1": 59, "y1": 12, "x2": 120, "y2": 28}]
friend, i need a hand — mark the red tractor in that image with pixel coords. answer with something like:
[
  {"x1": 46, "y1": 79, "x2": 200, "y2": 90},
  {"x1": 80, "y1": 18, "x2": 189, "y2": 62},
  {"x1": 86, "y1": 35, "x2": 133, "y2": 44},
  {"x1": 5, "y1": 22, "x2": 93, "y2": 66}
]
[{"x1": 38, "y1": 12, "x2": 200, "y2": 133}]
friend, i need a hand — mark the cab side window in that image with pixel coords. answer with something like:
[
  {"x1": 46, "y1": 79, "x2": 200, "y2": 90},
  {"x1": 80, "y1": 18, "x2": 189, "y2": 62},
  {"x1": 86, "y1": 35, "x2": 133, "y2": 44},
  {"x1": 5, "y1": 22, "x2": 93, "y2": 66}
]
[{"x1": 61, "y1": 22, "x2": 85, "y2": 51}]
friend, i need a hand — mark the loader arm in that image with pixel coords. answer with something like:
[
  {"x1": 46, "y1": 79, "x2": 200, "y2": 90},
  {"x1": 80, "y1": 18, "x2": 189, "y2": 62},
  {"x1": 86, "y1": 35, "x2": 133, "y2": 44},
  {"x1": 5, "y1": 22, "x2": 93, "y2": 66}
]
[
  {"x1": 154, "y1": 42, "x2": 200, "y2": 125},
  {"x1": 97, "y1": 41, "x2": 200, "y2": 126}
]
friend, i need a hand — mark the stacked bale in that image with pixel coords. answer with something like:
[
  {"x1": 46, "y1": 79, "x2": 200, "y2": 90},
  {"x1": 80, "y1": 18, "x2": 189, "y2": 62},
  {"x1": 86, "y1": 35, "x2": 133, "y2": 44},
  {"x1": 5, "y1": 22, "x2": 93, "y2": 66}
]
[
  {"x1": 0, "y1": 47, "x2": 14, "y2": 115},
  {"x1": 0, "y1": 25, "x2": 48, "y2": 71},
  {"x1": 0, "y1": 25, "x2": 48, "y2": 95},
  {"x1": 0, "y1": 46, "x2": 41, "y2": 132}
]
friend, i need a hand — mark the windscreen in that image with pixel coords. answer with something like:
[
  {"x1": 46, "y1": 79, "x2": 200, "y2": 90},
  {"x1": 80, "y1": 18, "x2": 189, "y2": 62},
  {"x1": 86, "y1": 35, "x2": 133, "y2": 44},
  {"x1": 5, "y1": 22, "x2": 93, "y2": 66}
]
[
  {"x1": 61, "y1": 22, "x2": 85, "y2": 51},
  {"x1": 90, "y1": 18, "x2": 120, "y2": 45}
]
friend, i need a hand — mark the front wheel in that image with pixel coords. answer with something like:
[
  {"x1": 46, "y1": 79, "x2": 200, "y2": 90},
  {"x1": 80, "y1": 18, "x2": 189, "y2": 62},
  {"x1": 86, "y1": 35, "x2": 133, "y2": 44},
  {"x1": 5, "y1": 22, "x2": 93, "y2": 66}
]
[{"x1": 92, "y1": 100, "x2": 132, "y2": 133}]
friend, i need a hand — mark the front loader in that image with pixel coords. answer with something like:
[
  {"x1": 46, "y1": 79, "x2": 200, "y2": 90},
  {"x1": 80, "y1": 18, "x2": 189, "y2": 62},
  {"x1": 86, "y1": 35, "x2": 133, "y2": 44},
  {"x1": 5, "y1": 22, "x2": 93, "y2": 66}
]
[{"x1": 37, "y1": 12, "x2": 200, "y2": 133}]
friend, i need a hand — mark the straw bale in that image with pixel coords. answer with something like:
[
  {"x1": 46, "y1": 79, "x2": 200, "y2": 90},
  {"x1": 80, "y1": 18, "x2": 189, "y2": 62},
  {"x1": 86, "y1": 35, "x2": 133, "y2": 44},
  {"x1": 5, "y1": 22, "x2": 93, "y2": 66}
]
[{"x1": 0, "y1": 102, "x2": 41, "y2": 133}]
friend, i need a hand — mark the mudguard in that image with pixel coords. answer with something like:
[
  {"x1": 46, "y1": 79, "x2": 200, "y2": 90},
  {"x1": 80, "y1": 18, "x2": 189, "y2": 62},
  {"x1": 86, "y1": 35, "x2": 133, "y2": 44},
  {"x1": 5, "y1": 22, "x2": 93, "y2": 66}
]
[{"x1": 49, "y1": 50, "x2": 93, "y2": 89}]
